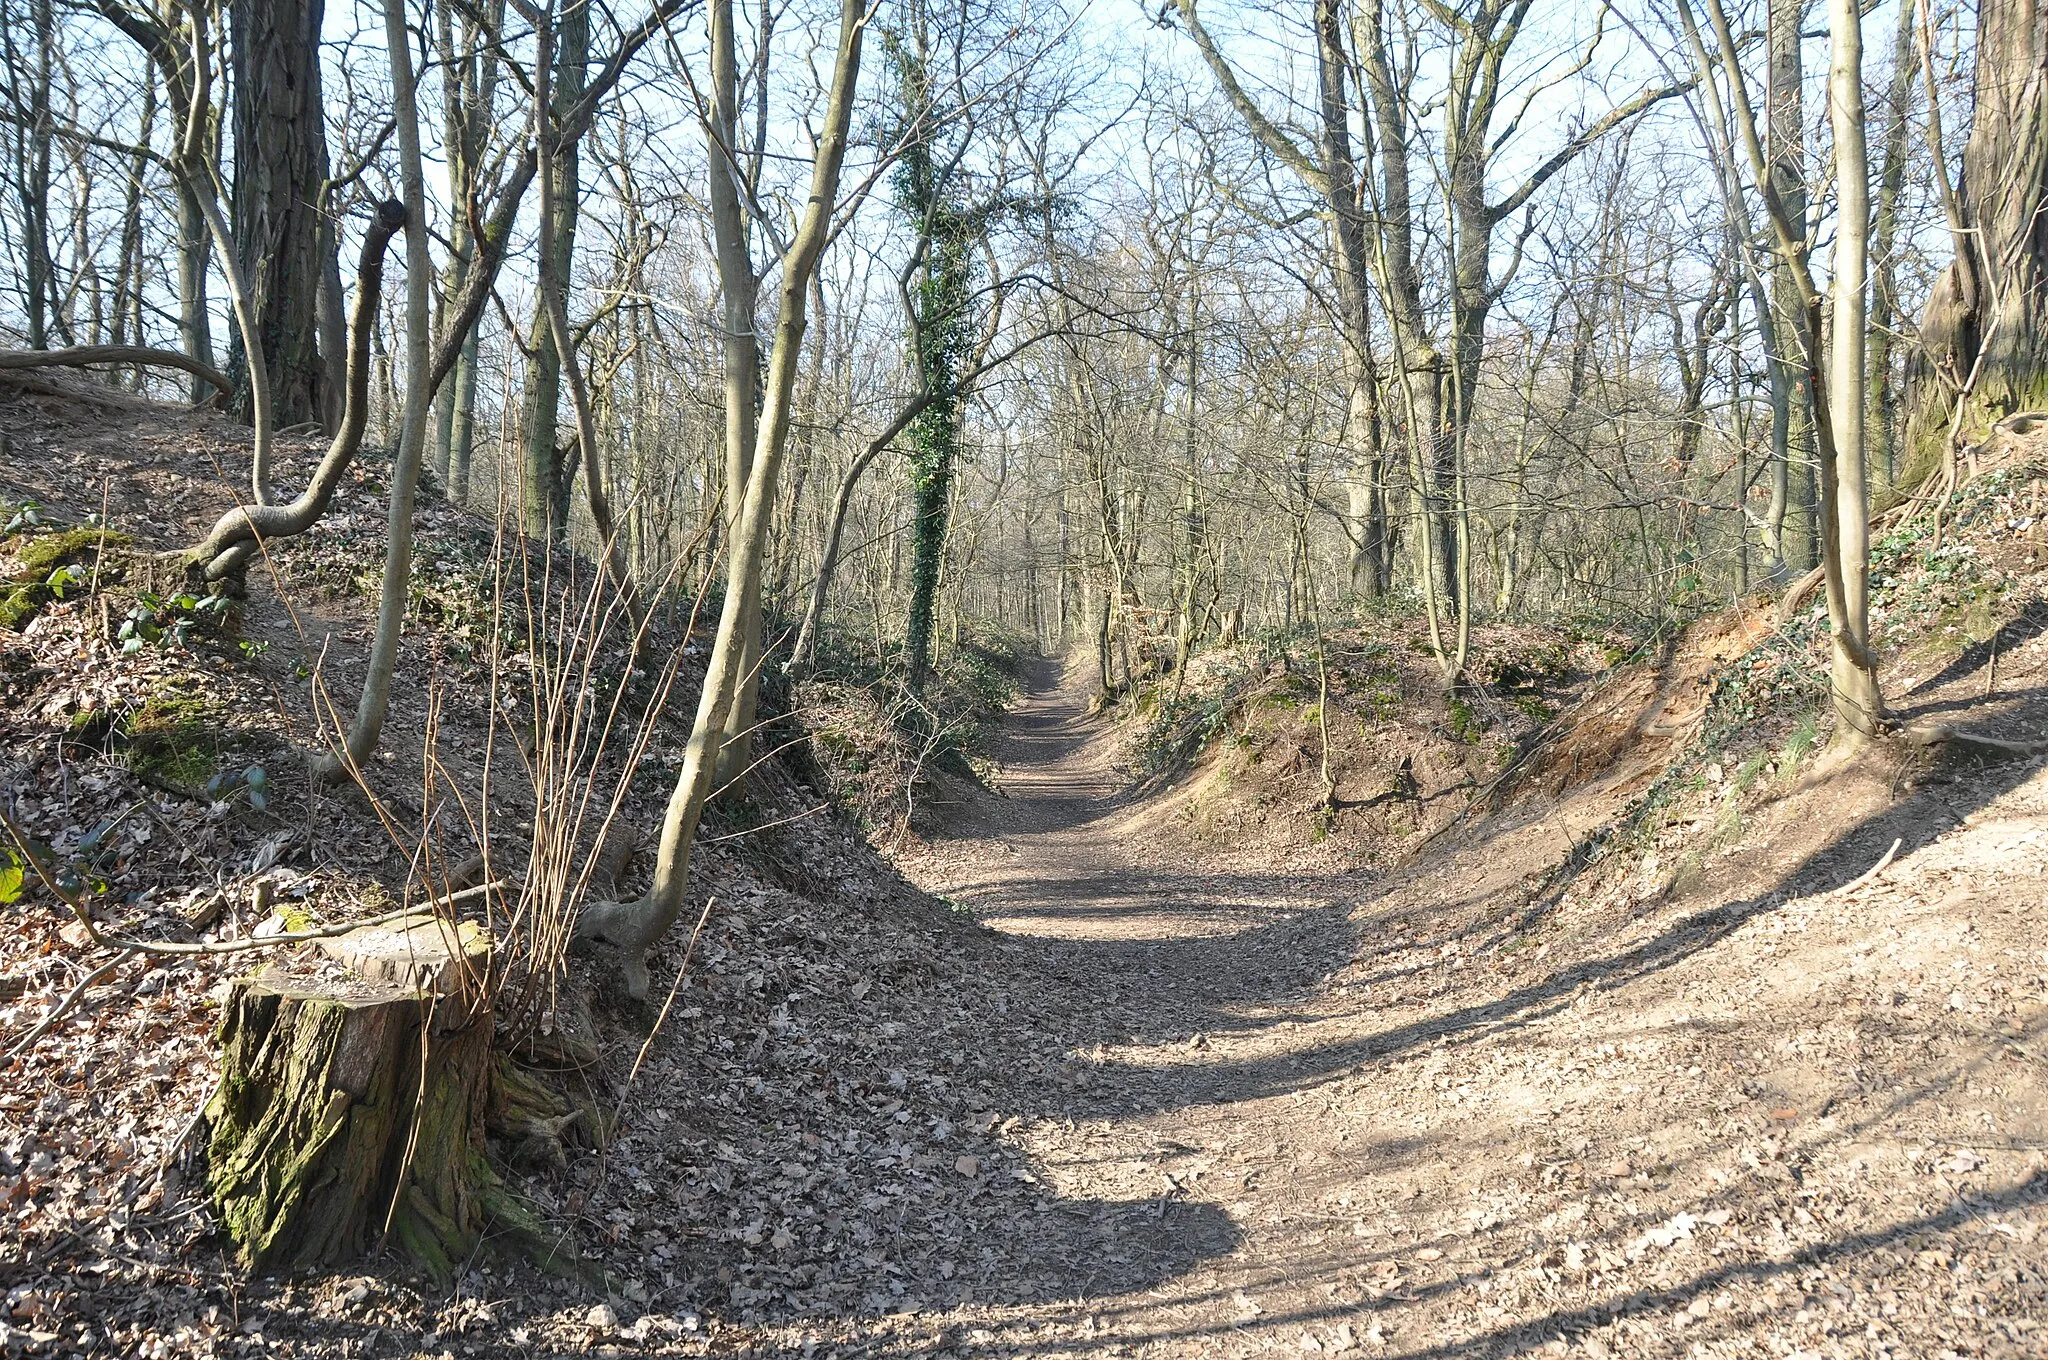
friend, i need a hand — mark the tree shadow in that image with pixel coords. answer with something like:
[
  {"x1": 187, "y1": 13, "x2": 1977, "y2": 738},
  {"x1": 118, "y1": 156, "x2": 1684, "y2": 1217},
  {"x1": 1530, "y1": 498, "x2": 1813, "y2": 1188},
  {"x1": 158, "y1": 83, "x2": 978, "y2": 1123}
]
[
  {"x1": 951, "y1": 1169, "x2": 2048, "y2": 1360},
  {"x1": 688, "y1": 666, "x2": 2048, "y2": 1349},
  {"x1": 1893, "y1": 602, "x2": 2048, "y2": 704},
  {"x1": 986, "y1": 697, "x2": 2048, "y2": 1120}
]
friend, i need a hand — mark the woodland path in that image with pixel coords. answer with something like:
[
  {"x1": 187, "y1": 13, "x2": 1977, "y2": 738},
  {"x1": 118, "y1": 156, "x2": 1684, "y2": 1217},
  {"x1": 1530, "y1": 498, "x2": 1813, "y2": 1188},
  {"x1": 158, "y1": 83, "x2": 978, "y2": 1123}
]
[
  {"x1": 882, "y1": 657, "x2": 2048, "y2": 1360},
  {"x1": 942, "y1": 656, "x2": 1350, "y2": 944}
]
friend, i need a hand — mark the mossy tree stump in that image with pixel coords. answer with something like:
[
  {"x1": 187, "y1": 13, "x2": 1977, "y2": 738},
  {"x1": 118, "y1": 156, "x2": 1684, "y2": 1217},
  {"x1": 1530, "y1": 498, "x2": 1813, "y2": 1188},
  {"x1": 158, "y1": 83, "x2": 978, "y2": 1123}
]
[{"x1": 205, "y1": 916, "x2": 494, "y2": 1280}]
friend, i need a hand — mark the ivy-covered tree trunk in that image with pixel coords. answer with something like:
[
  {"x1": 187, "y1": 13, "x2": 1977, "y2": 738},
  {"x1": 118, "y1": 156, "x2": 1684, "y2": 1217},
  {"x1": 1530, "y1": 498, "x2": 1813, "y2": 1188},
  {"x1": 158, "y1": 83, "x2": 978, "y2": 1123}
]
[
  {"x1": 902, "y1": 369, "x2": 962, "y2": 694},
  {"x1": 891, "y1": 24, "x2": 977, "y2": 696}
]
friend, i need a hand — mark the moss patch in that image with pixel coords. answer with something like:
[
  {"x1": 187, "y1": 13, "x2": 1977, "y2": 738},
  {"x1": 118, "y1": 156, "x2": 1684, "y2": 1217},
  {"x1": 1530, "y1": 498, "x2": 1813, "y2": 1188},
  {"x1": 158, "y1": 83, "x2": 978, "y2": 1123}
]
[
  {"x1": 1446, "y1": 695, "x2": 1485, "y2": 744},
  {"x1": 122, "y1": 683, "x2": 218, "y2": 787},
  {"x1": 1, "y1": 525, "x2": 130, "y2": 631}
]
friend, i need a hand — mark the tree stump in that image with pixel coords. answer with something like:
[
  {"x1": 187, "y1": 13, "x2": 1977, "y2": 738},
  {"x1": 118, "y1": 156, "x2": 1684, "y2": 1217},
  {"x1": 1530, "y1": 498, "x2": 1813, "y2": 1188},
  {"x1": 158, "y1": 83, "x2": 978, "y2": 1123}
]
[{"x1": 205, "y1": 915, "x2": 494, "y2": 1280}]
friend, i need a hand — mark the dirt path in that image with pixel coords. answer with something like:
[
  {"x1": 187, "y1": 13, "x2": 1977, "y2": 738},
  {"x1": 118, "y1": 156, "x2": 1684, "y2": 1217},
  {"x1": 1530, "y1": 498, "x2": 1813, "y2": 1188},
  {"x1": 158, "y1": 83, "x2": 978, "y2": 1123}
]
[
  {"x1": 883, "y1": 659, "x2": 2048, "y2": 1360},
  {"x1": 939, "y1": 657, "x2": 1346, "y2": 943}
]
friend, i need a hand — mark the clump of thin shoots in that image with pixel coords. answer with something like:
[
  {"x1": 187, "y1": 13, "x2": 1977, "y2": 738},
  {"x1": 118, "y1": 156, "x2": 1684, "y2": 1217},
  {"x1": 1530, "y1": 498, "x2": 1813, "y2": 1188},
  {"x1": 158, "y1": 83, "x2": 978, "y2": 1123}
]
[{"x1": 305, "y1": 491, "x2": 712, "y2": 1049}]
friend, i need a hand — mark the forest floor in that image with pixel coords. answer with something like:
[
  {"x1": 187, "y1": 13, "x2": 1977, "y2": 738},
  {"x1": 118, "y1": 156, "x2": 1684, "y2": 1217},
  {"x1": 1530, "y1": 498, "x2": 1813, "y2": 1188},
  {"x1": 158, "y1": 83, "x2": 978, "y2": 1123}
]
[{"x1": 3, "y1": 378, "x2": 2045, "y2": 1359}]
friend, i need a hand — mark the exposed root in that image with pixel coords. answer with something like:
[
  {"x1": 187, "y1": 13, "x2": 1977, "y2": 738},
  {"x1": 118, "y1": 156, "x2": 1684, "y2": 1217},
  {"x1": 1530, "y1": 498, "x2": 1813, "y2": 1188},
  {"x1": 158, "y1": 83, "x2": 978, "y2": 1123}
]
[
  {"x1": 572, "y1": 898, "x2": 654, "y2": 999},
  {"x1": 1900, "y1": 722, "x2": 2048, "y2": 762}
]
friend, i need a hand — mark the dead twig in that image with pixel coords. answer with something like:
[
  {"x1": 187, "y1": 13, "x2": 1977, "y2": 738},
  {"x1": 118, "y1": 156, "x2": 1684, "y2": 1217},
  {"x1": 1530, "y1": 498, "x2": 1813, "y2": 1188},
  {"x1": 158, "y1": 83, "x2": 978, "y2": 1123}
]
[
  {"x1": 3, "y1": 950, "x2": 132, "y2": 1059},
  {"x1": 1837, "y1": 837, "x2": 1902, "y2": 894},
  {"x1": 3, "y1": 805, "x2": 503, "y2": 958}
]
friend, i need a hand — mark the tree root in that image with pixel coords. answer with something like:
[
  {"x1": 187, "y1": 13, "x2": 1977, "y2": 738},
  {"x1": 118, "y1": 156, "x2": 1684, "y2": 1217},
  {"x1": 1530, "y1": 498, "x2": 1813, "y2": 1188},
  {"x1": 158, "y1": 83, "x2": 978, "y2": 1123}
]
[
  {"x1": 1774, "y1": 564, "x2": 1828, "y2": 624},
  {"x1": 488, "y1": 1052, "x2": 609, "y2": 1173},
  {"x1": 573, "y1": 899, "x2": 655, "y2": 999},
  {"x1": 0, "y1": 344, "x2": 233, "y2": 399},
  {"x1": 1900, "y1": 723, "x2": 2048, "y2": 762}
]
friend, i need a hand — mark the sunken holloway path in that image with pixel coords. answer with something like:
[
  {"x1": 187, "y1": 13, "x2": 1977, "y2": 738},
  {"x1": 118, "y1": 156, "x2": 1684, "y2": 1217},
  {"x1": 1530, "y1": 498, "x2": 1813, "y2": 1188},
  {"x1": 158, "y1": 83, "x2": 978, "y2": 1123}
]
[{"x1": 872, "y1": 658, "x2": 2048, "y2": 1360}]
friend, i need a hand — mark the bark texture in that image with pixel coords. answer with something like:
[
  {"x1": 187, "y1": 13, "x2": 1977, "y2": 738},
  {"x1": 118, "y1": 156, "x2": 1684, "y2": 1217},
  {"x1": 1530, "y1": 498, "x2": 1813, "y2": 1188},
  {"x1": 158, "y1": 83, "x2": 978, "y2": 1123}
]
[
  {"x1": 1909, "y1": 0, "x2": 2048, "y2": 474},
  {"x1": 228, "y1": 0, "x2": 333, "y2": 428},
  {"x1": 205, "y1": 941, "x2": 491, "y2": 1279}
]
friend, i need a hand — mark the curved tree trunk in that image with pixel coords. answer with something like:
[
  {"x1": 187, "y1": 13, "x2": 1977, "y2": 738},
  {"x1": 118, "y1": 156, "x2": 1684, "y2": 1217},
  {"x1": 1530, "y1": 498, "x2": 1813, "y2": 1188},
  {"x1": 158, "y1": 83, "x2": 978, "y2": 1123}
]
[
  {"x1": 1824, "y1": 0, "x2": 1882, "y2": 742},
  {"x1": 0, "y1": 345, "x2": 233, "y2": 395},
  {"x1": 577, "y1": 0, "x2": 867, "y2": 997},
  {"x1": 185, "y1": 203, "x2": 406, "y2": 577},
  {"x1": 314, "y1": 0, "x2": 434, "y2": 781}
]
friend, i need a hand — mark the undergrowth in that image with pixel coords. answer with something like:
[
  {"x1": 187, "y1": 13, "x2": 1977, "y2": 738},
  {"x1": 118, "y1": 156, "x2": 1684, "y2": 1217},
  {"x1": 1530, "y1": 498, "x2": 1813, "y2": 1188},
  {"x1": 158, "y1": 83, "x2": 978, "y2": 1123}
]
[{"x1": 796, "y1": 622, "x2": 1033, "y2": 835}]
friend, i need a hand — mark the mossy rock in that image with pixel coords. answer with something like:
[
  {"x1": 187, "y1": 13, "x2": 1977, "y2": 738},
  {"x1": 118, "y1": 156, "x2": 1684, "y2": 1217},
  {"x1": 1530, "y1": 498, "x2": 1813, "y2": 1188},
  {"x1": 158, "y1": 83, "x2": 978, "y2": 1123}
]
[{"x1": 0, "y1": 525, "x2": 130, "y2": 631}]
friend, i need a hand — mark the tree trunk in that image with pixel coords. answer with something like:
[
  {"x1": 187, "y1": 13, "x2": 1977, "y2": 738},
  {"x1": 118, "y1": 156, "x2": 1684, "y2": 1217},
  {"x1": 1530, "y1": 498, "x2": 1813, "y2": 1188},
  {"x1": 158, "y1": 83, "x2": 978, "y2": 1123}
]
[
  {"x1": 432, "y1": 0, "x2": 503, "y2": 504},
  {"x1": 1824, "y1": 0, "x2": 1882, "y2": 741},
  {"x1": 1867, "y1": 0, "x2": 1918, "y2": 488},
  {"x1": 1909, "y1": 0, "x2": 2048, "y2": 469},
  {"x1": 315, "y1": 0, "x2": 435, "y2": 778},
  {"x1": 536, "y1": 9, "x2": 644, "y2": 641},
  {"x1": 1763, "y1": 0, "x2": 1811, "y2": 580},
  {"x1": 521, "y1": 0, "x2": 588, "y2": 545},
  {"x1": 174, "y1": 181, "x2": 216, "y2": 401},
  {"x1": 5, "y1": 0, "x2": 58, "y2": 350},
  {"x1": 788, "y1": 400, "x2": 927, "y2": 674},
  {"x1": 1310, "y1": 0, "x2": 1387, "y2": 599},
  {"x1": 228, "y1": 0, "x2": 333, "y2": 427},
  {"x1": 576, "y1": 0, "x2": 866, "y2": 997},
  {"x1": 186, "y1": 204, "x2": 405, "y2": 575},
  {"x1": 110, "y1": 76, "x2": 154, "y2": 379},
  {"x1": 707, "y1": 0, "x2": 766, "y2": 778}
]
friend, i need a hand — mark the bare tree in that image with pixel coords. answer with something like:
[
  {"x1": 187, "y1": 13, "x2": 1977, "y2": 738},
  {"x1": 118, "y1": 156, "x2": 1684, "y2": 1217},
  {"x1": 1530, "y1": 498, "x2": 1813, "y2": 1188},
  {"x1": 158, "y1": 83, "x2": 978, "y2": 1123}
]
[{"x1": 578, "y1": 0, "x2": 872, "y2": 996}]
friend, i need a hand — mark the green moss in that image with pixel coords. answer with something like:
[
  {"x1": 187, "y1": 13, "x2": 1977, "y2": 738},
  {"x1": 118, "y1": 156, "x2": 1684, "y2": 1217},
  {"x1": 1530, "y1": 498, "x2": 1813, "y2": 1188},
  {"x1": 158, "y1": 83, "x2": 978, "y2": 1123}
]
[
  {"x1": 13, "y1": 526, "x2": 120, "y2": 575},
  {"x1": 1446, "y1": 696, "x2": 1485, "y2": 744},
  {"x1": 0, "y1": 526, "x2": 130, "y2": 631},
  {"x1": 1886, "y1": 371, "x2": 2048, "y2": 511},
  {"x1": 0, "y1": 587, "x2": 37, "y2": 631},
  {"x1": 122, "y1": 684, "x2": 218, "y2": 787},
  {"x1": 1875, "y1": 415, "x2": 1950, "y2": 514}
]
